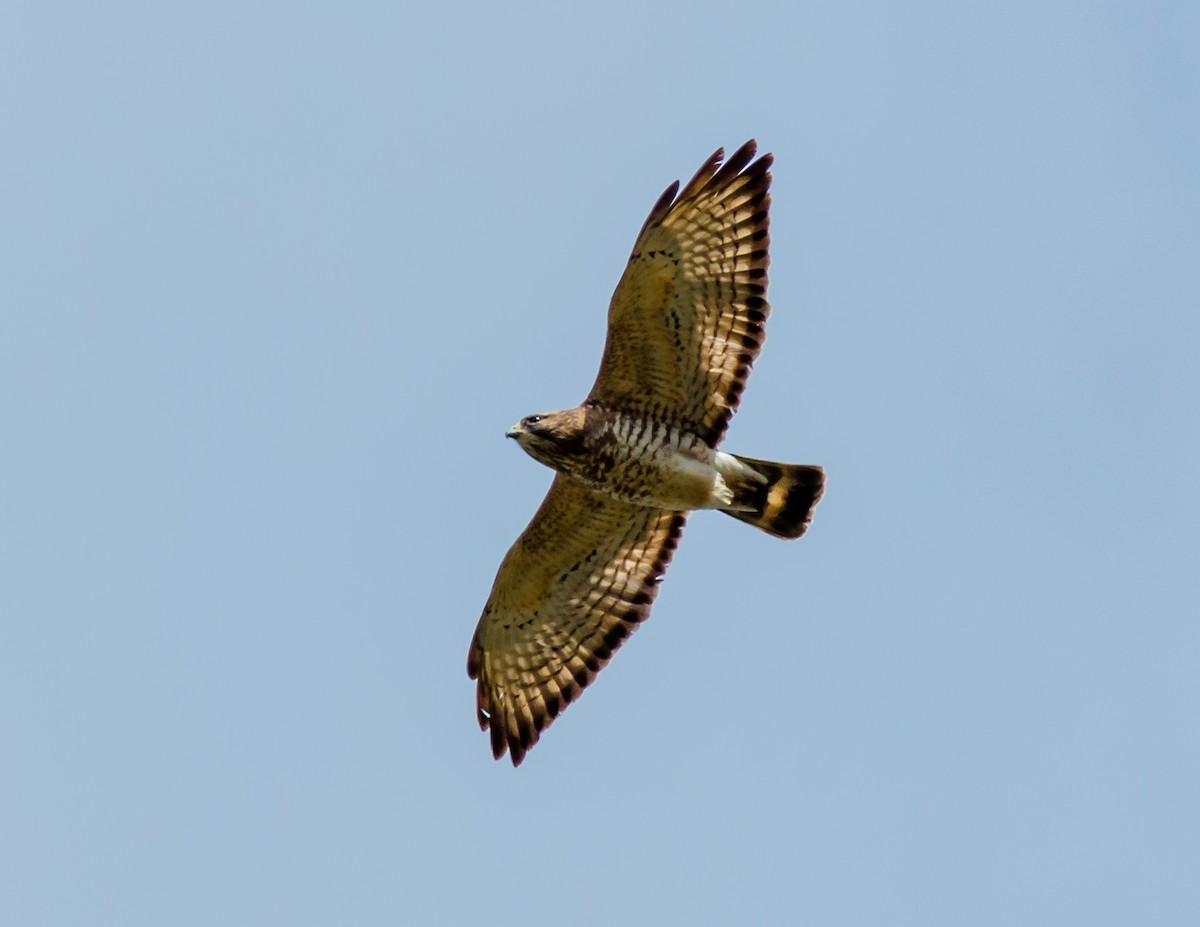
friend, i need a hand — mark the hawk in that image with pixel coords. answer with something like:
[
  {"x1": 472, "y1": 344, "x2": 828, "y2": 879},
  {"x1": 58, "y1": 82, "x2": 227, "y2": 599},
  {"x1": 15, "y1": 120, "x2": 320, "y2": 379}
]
[{"x1": 468, "y1": 140, "x2": 824, "y2": 765}]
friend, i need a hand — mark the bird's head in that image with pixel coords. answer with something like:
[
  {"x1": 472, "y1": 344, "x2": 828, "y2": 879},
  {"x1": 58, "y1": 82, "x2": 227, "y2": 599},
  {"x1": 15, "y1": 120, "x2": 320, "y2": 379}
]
[{"x1": 506, "y1": 407, "x2": 590, "y2": 471}]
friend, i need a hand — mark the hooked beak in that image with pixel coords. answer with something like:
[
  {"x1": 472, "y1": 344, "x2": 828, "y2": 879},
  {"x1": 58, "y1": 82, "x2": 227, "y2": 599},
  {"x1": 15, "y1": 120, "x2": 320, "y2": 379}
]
[{"x1": 505, "y1": 423, "x2": 523, "y2": 440}]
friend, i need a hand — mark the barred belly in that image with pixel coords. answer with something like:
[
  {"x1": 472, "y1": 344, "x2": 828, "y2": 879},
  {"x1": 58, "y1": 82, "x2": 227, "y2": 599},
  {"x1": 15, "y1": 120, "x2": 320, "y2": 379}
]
[{"x1": 574, "y1": 412, "x2": 719, "y2": 510}]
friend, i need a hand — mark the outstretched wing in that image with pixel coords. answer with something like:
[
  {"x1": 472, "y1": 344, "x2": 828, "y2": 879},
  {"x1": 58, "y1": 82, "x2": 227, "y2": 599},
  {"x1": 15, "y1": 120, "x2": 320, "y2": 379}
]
[
  {"x1": 588, "y1": 139, "x2": 772, "y2": 448},
  {"x1": 468, "y1": 476, "x2": 685, "y2": 766}
]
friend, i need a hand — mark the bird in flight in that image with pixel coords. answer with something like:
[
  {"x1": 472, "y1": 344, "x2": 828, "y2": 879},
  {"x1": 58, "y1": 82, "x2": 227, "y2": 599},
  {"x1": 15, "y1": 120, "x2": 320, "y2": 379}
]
[{"x1": 468, "y1": 140, "x2": 824, "y2": 765}]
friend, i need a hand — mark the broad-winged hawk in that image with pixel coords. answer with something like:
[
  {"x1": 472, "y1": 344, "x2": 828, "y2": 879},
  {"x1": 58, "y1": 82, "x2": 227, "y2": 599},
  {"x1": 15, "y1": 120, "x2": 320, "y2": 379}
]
[{"x1": 468, "y1": 141, "x2": 824, "y2": 765}]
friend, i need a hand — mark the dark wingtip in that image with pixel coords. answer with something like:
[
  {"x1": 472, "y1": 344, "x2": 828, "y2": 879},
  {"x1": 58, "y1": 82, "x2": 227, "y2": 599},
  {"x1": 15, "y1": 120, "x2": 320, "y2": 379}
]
[
  {"x1": 718, "y1": 139, "x2": 758, "y2": 179},
  {"x1": 489, "y1": 718, "x2": 507, "y2": 760}
]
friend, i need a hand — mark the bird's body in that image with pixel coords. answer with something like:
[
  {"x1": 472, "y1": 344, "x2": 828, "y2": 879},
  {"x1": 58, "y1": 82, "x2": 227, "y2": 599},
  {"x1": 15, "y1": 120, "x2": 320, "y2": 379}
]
[
  {"x1": 510, "y1": 406, "x2": 727, "y2": 511},
  {"x1": 469, "y1": 141, "x2": 825, "y2": 765}
]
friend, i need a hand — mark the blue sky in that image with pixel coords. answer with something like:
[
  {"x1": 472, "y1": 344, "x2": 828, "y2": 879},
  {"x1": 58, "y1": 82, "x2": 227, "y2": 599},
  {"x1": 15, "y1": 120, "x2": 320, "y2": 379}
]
[{"x1": 3, "y1": 2, "x2": 1197, "y2": 924}]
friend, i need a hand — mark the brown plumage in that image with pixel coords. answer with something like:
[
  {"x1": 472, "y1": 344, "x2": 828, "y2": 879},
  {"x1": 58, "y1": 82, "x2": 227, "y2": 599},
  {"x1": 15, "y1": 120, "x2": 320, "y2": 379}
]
[
  {"x1": 469, "y1": 141, "x2": 824, "y2": 765},
  {"x1": 588, "y1": 141, "x2": 772, "y2": 447}
]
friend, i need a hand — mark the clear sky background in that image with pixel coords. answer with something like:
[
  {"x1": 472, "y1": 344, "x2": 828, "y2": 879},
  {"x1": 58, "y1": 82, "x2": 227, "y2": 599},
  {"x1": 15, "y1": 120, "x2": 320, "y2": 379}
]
[{"x1": 3, "y1": 2, "x2": 1197, "y2": 924}]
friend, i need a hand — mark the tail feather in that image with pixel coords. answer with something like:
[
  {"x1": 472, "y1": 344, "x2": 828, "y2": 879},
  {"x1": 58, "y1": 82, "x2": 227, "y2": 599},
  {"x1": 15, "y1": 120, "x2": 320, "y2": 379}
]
[{"x1": 722, "y1": 455, "x2": 824, "y2": 540}]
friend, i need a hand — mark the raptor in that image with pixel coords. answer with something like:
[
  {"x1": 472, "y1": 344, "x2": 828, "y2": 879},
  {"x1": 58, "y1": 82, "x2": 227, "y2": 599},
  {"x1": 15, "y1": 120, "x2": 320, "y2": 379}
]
[{"x1": 468, "y1": 141, "x2": 824, "y2": 765}]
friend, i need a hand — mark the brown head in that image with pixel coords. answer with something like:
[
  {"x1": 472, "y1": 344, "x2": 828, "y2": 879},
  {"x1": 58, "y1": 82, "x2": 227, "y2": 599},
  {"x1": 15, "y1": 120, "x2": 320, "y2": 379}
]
[{"x1": 506, "y1": 405, "x2": 594, "y2": 473}]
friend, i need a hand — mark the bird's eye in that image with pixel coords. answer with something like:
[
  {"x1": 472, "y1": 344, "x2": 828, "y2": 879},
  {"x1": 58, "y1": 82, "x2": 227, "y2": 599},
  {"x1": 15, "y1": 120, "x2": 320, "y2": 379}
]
[{"x1": 525, "y1": 415, "x2": 543, "y2": 426}]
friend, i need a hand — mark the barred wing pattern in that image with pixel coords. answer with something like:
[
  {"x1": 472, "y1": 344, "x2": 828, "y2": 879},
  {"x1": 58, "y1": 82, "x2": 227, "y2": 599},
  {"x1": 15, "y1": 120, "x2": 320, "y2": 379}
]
[
  {"x1": 588, "y1": 140, "x2": 772, "y2": 448},
  {"x1": 468, "y1": 476, "x2": 685, "y2": 766}
]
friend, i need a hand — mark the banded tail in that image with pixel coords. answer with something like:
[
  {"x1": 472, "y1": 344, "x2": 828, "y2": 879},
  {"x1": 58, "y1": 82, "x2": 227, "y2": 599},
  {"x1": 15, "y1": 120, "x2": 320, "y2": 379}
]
[{"x1": 721, "y1": 455, "x2": 825, "y2": 540}]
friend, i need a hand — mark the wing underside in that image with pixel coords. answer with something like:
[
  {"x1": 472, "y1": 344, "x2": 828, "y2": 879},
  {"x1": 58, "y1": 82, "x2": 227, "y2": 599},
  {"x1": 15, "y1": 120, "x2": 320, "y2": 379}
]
[
  {"x1": 588, "y1": 140, "x2": 773, "y2": 447},
  {"x1": 468, "y1": 476, "x2": 686, "y2": 765}
]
